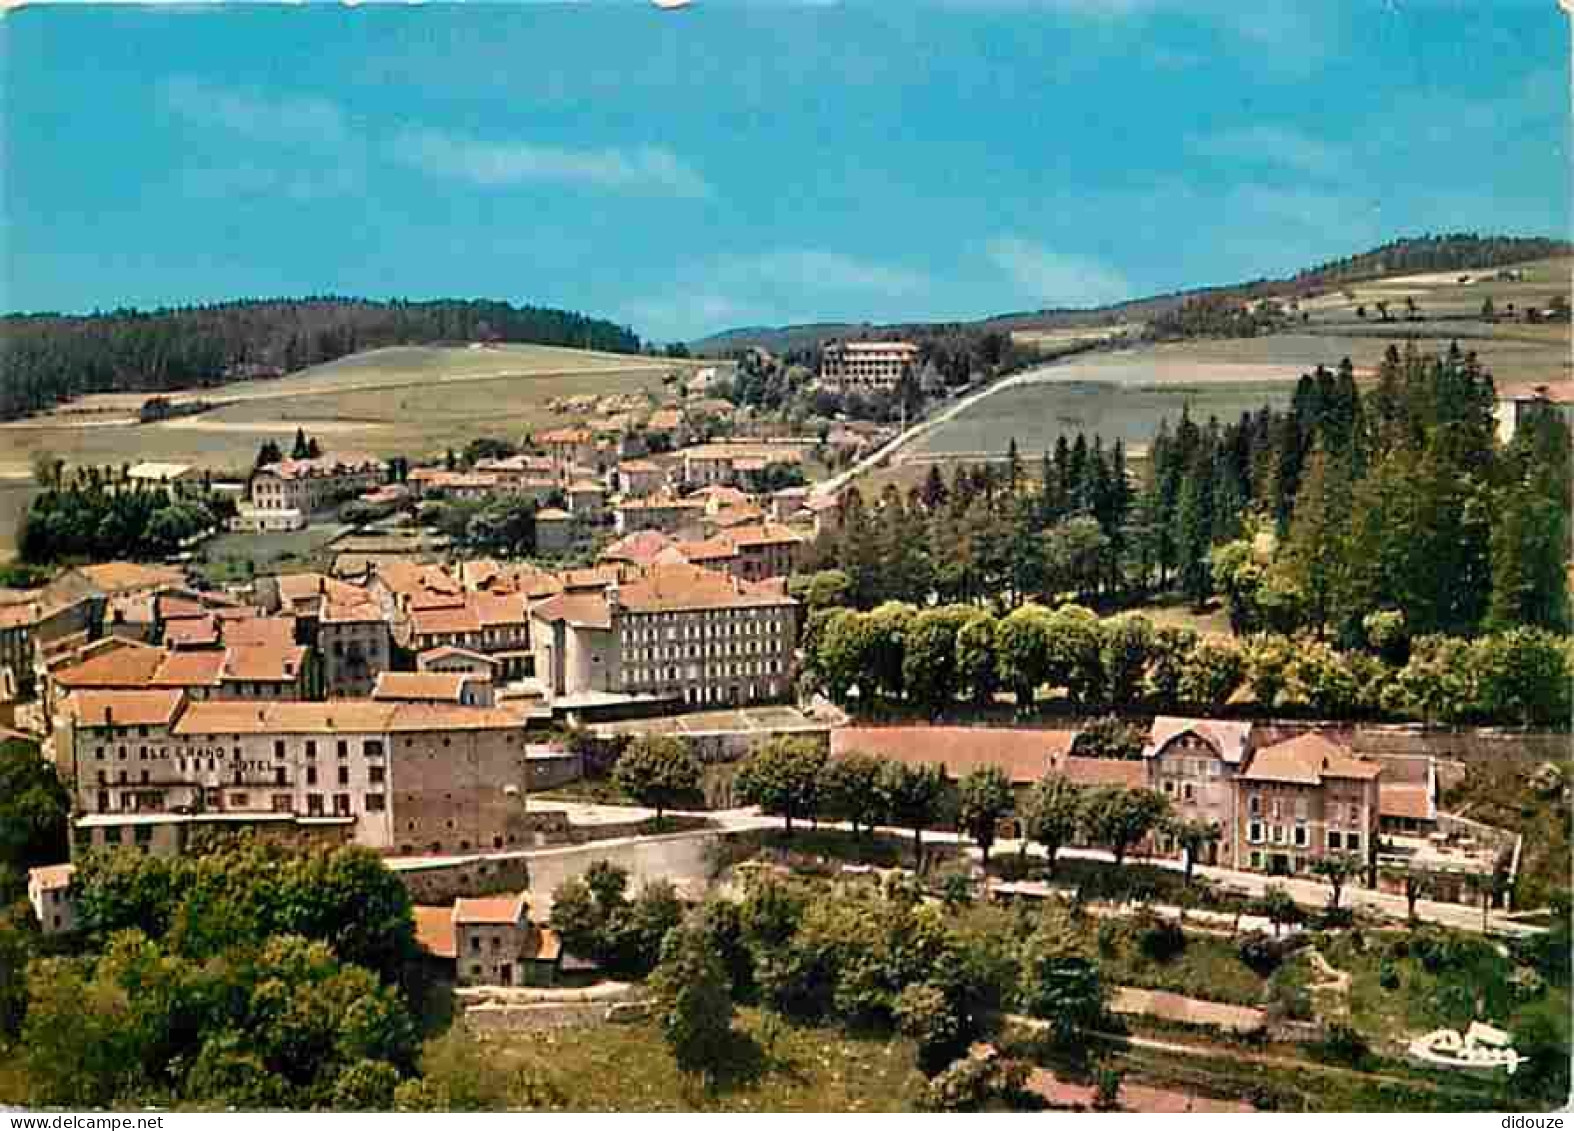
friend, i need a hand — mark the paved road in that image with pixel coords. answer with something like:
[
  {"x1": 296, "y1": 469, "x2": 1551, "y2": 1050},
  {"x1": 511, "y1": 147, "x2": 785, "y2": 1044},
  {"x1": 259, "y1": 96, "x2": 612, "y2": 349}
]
[
  {"x1": 1005, "y1": 1017, "x2": 1487, "y2": 1098},
  {"x1": 809, "y1": 357, "x2": 1083, "y2": 499}
]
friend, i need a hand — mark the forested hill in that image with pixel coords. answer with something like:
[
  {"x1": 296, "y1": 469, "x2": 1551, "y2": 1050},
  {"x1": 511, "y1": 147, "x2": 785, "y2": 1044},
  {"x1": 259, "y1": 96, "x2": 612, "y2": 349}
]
[
  {"x1": 691, "y1": 232, "x2": 1572, "y2": 354},
  {"x1": 0, "y1": 297, "x2": 643, "y2": 421},
  {"x1": 1285, "y1": 234, "x2": 1570, "y2": 289}
]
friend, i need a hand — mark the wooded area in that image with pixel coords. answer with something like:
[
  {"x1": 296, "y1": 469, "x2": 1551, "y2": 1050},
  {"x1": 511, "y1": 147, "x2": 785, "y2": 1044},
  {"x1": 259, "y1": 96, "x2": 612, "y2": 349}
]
[{"x1": 1, "y1": 297, "x2": 642, "y2": 420}]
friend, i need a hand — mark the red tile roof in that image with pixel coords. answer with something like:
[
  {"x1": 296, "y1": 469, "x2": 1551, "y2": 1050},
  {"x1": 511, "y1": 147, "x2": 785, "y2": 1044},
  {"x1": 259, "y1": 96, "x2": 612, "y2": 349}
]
[
  {"x1": 152, "y1": 649, "x2": 227, "y2": 687},
  {"x1": 413, "y1": 906, "x2": 458, "y2": 958},
  {"x1": 531, "y1": 592, "x2": 613, "y2": 631},
  {"x1": 453, "y1": 894, "x2": 528, "y2": 925},
  {"x1": 372, "y1": 672, "x2": 468, "y2": 702},
  {"x1": 1380, "y1": 784, "x2": 1434, "y2": 822},
  {"x1": 222, "y1": 645, "x2": 307, "y2": 683},
  {"x1": 1241, "y1": 733, "x2": 1383, "y2": 786},
  {"x1": 53, "y1": 642, "x2": 168, "y2": 689},
  {"x1": 614, "y1": 563, "x2": 795, "y2": 613},
  {"x1": 1055, "y1": 755, "x2": 1149, "y2": 789},
  {"x1": 162, "y1": 616, "x2": 221, "y2": 647},
  {"x1": 222, "y1": 617, "x2": 299, "y2": 649},
  {"x1": 601, "y1": 530, "x2": 676, "y2": 566},
  {"x1": 256, "y1": 453, "x2": 381, "y2": 480},
  {"x1": 1145, "y1": 716, "x2": 1255, "y2": 765},
  {"x1": 74, "y1": 562, "x2": 185, "y2": 594},
  {"x1": 727, "y1": 522, "x2": 805, "y2": 548},
  {"x1": 173, "y1": 699, "x2": 526, "y2": 735},
  {"x1": 68, "y1": 689, "x2": 186, "y2": 728}
]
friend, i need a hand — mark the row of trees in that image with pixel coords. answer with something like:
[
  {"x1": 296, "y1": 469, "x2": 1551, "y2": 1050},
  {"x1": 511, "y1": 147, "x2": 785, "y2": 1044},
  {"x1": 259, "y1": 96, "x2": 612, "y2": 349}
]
[
  {"x1": 7, "y1": 839, "x2": 425, "y2": 1110},
  {"x1": 1145, "y1": 343, "x2": 1569, "y2": 639},
  {"x1": 807, "y1": 342, "x2": 1569, "y2": 647},
  {"x1": 2, "y1": 297, "x2": 642, "y2": 420},
  {"x1": 724, "y1": 736, "x2": 1185, "y2": 874},
  {"x1": 800, "y1": 602, "x2": 1573, "y2": 726},
  {"x1": 1147, "y1": 293, "x2": 1296, "y2": 340},
  {"x1": 18, "y1": 472, "x2": 236, "y2": 564},
  {"x1": 806, "y1": 434, "x2": 1136, "y2": 610}
]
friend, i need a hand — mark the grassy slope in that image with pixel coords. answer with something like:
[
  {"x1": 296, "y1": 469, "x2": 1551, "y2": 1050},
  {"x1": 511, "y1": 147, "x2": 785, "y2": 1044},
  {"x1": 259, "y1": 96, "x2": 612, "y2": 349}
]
[
  {"x1": 443, "y1": 1010, "x2": 926, "y2": 1111},
  {"x1": 0, "y1": 343, "x2": 686, "y2": 554}
]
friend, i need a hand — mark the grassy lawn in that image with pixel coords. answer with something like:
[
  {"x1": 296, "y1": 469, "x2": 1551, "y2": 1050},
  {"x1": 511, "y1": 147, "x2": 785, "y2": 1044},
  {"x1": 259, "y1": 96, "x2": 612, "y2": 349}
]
[
  {"x1": 189, "y1": 523, "x2": 351, "y2": 586},
  {"x1": 434, "y1": 1009, "x2": 926, "y2": 1111},
  {"x1": 1138, "y1": 599, "x2": 1235, "y2": 639},
  {"x1": 1099, "y1": 929, "x2": 1269, "y2": 1008},
  {"x1": 911, "y1": 367, "x2": 1296, "y2": 459},
  {"x1": 1319, "y1": 929, "x2": 1569, "y2": 1053}
]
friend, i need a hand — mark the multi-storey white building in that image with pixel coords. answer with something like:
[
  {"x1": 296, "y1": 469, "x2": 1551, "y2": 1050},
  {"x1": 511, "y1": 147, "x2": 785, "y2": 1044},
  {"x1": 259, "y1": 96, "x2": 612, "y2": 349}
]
[
  {"x1": 529, "y1": 562, "x2": 798, "y2": 708},
  {"x1": 248, "y1": 453, "x2": 384, "y2": 516},
  {"x1": 818, "y1": 340, "x2": 920, "y2": 394}
]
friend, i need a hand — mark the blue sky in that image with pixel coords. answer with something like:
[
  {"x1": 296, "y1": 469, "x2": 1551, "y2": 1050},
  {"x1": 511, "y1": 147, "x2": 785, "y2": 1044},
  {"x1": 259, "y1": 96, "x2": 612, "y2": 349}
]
[{"x1": 3, "y1": 0, "x2": 1567, "y2": 341}]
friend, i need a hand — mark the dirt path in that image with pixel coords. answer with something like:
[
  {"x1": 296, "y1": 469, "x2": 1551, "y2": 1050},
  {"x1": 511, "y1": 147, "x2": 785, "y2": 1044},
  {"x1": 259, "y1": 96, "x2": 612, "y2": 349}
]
[
  {"x1": 1006, "y1": 1016, "x2": 1474, "y2": 1097},
  {"x1": 1308, "y1": 949, "x2": 1351, "y2": 994}
]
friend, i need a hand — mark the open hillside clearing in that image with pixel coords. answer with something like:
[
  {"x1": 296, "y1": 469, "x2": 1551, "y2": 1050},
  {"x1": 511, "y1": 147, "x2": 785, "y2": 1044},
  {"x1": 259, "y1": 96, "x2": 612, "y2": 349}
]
[
  {"x1": 0, "y1": 343, "x2": 692, "y2": 553},
  {"x1": 868, "y1": 258, "x2": 1568, "y2": 480}
]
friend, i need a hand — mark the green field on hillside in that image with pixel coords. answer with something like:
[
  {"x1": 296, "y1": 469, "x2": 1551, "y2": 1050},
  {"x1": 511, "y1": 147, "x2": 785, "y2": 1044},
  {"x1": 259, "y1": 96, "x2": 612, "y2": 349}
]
[{"x1": 0, "y1": 344, "x2": 687, "y2": 553}]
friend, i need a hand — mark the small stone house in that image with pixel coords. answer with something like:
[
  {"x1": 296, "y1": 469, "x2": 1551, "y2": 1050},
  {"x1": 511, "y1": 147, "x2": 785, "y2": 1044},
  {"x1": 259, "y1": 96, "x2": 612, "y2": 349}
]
[{"x1": 413, "y1": 894, "x2": 564, "y2": 987}]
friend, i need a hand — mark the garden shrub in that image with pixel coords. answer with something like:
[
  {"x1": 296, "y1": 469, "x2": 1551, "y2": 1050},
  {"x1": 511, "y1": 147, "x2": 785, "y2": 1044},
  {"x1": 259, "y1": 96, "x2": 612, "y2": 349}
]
[
  {"x1": 1312, "y1": 1023, "x2": 1371, "y2": 1069},
  {"x1": 1137, "y1": 916, "x2": 1187, "y2": 962},
  {"x1": 1378, "y1": 959, "x2": 1400, "y2": 990}
]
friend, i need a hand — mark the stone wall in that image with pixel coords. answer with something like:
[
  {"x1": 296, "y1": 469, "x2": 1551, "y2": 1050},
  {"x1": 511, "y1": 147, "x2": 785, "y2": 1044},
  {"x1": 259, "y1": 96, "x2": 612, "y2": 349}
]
[
  {"x1": 1256, "y1": 720, "x2": 1570, "y2": 768},
  {"x1": 389, "y1": 726, "x2": 529, "y2": 856},
  {"x1": 522, "y1": 828, "x2": 728, "y2": 915},
  {"x1": 393, "y1": 854, "x2": 531, "y2": 904}
]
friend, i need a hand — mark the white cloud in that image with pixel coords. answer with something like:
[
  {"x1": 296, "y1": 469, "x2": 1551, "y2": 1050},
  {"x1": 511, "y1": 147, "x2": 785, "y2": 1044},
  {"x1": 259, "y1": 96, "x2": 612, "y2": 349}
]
[
  {"x1": 620, "y1": 247, "x2": 930, "y2": 340},
  {"x1": 391, "y1": 127, "x2": 712, "y2": 199},
  {"x1": 1188, "y1": 125, "x2": 1344, "y2": 178},
  {"x1": 159, "y1": 77, "x2": 349, "y2": 147},
  {"x1": 984, "y1": 237, "x2": 1130, "y2": 306},
  {"x1": 708, "y1": 249, "x2": 929, "y2": 295}
]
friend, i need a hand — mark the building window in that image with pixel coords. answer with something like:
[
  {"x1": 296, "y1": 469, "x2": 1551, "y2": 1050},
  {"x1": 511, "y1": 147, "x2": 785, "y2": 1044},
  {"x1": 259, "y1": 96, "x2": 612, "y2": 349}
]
[
  {"x1": 338, "y1": 766, "x2": 350, "y2": 786},
  {"x1": 1346, "y1": 832, "x2": 1361, "y2": 854},
  {"x1": 366, "y1": 794, "x2": 385, "y2": 812},
  {"x1": 334, "y1": 794, "x2": 351, "y2": 815},
  {"x1": 1293, "y1": 825, "x2": 1308, "y2": 847},
  {"x1": 337, "y1": 740, "x2": 348, "y2": 759},
  {"x1": 305, "y1": 741, "x2": 317, "y2": 760},
  {"x1": 470, "y1": 936, "x2": 480, "y2": 954},
  {"x1": 1182, "y1": 783, "x2": 1195, "y2": 802},
  {"x1": 369, "y1": 765, "x2": 385, "y2": 785},
  {"x1": 1327, "y1": 830, "x2": 1342, "y2": 850},
  {"x1": 274, "y1": 740, "x2": 285, "y2": 759}
]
